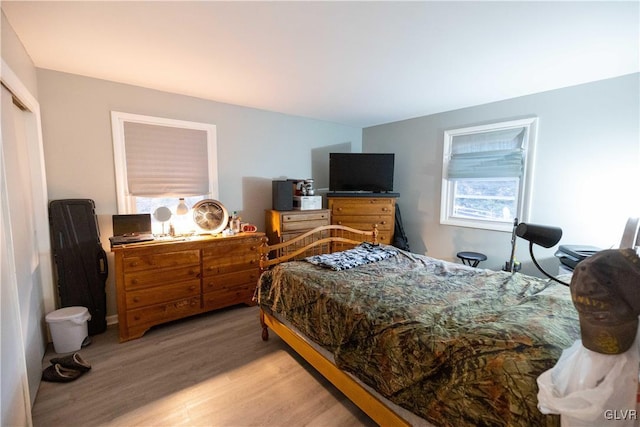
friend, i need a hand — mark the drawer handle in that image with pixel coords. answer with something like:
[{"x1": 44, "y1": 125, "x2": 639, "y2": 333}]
[
  {"x1": 380, "y1": 221, "x2": 387, "y2": 225},
  {"x1": 130, "y1": 261, "x2": 139, "y2": 267},
  {"x1": 131, "y1": 278, "x2": 139, "y2": 285},
  {"x1": 189, "y1": 285, "x2": 196, "y2": 291},
  {"x1": 134, "y1": 315, "x2": 140, "y2": 321},
  {"x1": 250, "y1": 246, "x2": 257, "y2": 251},
  {"x1": 337, "y1": 207, "x2": 343, "y2": 212},
  {"x1": 382, "y1": 207, "x2": 389, "y2": 212},
  {"x1": 174, "y1": 300, "x2": 188, "y2": 309},
  {"x1": 133, "y1": 297, "x2": 140, "y2": 303},
  {"x1": 337, "y1": 221, "x2": 342, "y2": 225}
]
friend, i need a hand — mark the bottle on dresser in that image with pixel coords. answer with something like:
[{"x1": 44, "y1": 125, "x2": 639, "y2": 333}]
[{"x1": 231, "y1": 211, "x2": 241, "y2": 233}]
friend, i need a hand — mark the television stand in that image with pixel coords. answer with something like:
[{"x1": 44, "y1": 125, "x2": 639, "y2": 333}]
[{"x1": 327, "y1": 193, "x2": 399, "y2": 244}]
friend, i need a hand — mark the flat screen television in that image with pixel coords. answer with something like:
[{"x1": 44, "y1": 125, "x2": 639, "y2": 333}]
[{"x1": 329, "y1": 153, "x2": 395, "y2": 193}]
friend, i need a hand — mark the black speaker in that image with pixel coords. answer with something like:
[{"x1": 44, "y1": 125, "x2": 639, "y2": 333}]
[{"x1": 272, "y1": 180, "x2": 293, "y2": 211}]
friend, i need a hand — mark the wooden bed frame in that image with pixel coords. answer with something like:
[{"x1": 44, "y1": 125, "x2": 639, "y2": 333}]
[{"x1": 257, "y1": 225, "x2": 414, "y2": 427}]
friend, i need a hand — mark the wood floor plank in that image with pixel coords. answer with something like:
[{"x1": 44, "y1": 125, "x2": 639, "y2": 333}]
[{"x1": 32, "y1": 305, "x2": 376, "y2": 427}]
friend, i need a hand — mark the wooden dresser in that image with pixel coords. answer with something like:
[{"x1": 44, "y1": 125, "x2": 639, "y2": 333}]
[
  {"x1": 327, "y1": 195, "x2": 398, "y2": 244},
  {"x1": 112, "y1": 232, "x2": 264, "y2": 342},
  {"x1": 264, "y1": 209, "x2": 330, "y2": 244}
]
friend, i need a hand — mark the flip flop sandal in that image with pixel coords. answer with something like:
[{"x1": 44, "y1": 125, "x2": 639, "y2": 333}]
[
  {"x1": 50, "y1": 352, "x2": 91, "y2": 373},
  {"x1": 42, "y1": 364, "x2": 83, "y2": 383}
]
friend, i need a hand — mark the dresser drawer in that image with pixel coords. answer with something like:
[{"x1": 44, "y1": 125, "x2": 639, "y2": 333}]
[
  {"x1": 374, "y1": 233, "x2": 392, "y2": 245},
  {"x1": 202, "y1": 255, "x2": 258, "y2": 276},
  {"x1": 202, "y1": 284, "x2": 254, "y2": 311},
  {"x1": 281, "y1": 229, "x2": 330, "y2": 242},
  {"x1": 126, "y1": 296, "x2": 201, "y2": 328},
  {"x1": 124, "y1": 265, "x2": 200, "y2": 290},
  {"x1": 203, "y1": 270, "x2": 259, "y2": 294},
  {"x1": 122, "y1": 250, "x2": 200, "y2": 272},
  {"x1": 331, "y1": 202, "x2": 394, "y2": 216},
  {"x1": 329, "y1": 223, "x2": 391, "y2": 244},
  {"x1": 281, "y1": 211, "x2": 329, "y2": 223},
  {"x1": 282, "y1": 219, "x2": 329, "y2": 232},
  {"x1": 332, "y1": 215, "x2": 393, "y2": 231},
  {"x1": 202, "y1": 239, "x2": 260, "y2": 258},
  {"x1": 126, "y1": 279, "x2": 200, "y2": 309}
]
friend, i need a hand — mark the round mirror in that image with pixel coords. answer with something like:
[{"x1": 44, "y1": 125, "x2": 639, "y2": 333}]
[{"x1": 153, "y1": 206, "x2": 172, "y2": 223}]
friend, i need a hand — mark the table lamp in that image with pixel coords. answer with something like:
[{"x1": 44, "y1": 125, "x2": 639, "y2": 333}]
[{"x1": 516, "y1": 222, "x2": 569, "y2": 285}]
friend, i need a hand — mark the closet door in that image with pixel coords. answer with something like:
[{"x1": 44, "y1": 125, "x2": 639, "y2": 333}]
[{"x1": 1, "y1": 83, "x2": 45, "y2": 418}]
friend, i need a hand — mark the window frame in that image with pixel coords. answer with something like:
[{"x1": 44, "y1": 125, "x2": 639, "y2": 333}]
[
  {"x1": 440, "y1": 117, "x2": 538, "y2": 232},
  {"x1": 111, "y1": 111, "x2": 218, "y2": 214}
]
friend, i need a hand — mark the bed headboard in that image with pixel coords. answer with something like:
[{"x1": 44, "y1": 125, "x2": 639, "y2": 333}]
[
  {"x1": 620, "y1": 217, "x2": 640, "y2": 250},
  {"x1": 259, "y1": 224, "x2": 378, "y2": 271}
]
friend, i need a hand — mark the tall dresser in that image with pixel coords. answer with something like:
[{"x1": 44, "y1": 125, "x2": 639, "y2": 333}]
[
  {"x1": 327, "y1": 194, "x2": 399, "y2": 244},
  {"x1": 112, "y1": 232, "x2": 264, "y2": 342}
]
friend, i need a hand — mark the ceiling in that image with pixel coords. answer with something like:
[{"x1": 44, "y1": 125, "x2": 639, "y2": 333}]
[{"x1": 3, "y1": 1, "x2": 638, "y2": 128}]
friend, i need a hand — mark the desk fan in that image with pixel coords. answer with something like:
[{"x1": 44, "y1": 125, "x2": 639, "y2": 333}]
[{"x1": 192, "y1": 199, "x2": 228, "y2": 234}]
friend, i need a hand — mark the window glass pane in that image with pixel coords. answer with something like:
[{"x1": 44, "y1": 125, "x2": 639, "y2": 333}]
[
  {"x1": 452, "y1": 179, "x2": 519, "y2": 221},
  {"x1": 440, "y1": 118, "x2": 536, "y2": 231}
]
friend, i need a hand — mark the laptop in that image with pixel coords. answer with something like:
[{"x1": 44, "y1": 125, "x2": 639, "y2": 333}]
[{"x1": 109, "y1": 214, "x2": 155, "y2": 246}]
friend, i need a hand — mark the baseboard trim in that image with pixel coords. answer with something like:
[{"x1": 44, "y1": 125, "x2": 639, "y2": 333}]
[{"x1": 106, "y1": 315, "x2": 118, "y2": 326}]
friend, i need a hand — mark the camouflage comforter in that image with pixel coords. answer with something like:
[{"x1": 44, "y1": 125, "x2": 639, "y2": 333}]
[{"x1": 256, "y1": 248, "x2": 580, "y2": 427}]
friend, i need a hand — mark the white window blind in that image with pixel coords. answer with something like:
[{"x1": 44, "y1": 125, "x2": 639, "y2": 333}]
[
  {"x1": 447, "y1": 128, "x2": 526, "y2": 179},
  {"x1": 123, "y1": 122, "x2": 209, "y2": 197}
]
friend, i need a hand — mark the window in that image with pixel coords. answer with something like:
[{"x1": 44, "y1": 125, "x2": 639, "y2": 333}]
[
  {"x1": 440, "y1": 118, "x2": 537, "y2": 232},
  {"x1": 111, "y1": 112, "x2": 218, "y2": 232}
]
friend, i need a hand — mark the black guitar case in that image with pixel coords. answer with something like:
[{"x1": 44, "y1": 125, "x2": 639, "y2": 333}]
[
  {"x1": 392, "y1": 203, "x2": 410, "y2": 252},
  {"x1": 49, "y1": 199, "x2": 108, "y2": 335}
]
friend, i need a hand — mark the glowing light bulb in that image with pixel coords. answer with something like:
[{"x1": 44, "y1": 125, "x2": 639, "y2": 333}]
[{"x1": 176, "y1": 198, "x2": 189, "y2": 215}]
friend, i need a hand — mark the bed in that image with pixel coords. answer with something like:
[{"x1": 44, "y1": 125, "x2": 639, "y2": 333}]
[{"x1": 255, "y1": 225, "x2": 580, "y2": 426}]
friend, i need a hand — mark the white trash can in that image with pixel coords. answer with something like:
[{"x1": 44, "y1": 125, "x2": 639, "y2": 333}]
[{"x1": 45, "y1": 306, "x2": 91, "y2": 353}]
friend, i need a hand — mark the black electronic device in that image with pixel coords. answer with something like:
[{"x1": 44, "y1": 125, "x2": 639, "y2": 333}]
[
  {"x1": 110, "y1": 214, "x2": 155, "y2": 245},
  {"x1": 555, "y1": 245, "x2": 602, "y2": 270},
  {"x1": 329, "y1": 153, "x2": 395, "y2": 193},
  {"x1": 272, "y1": 180, "x2": 293, "y2": 211}
]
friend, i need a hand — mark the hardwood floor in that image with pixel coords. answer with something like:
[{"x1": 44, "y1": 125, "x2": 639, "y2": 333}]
[{"x1": 32, "y1": 305, "x2": 377, "y2": 427}]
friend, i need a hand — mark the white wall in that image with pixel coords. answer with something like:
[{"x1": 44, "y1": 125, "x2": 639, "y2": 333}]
[
  {"x1": 1, "y1": 12, "x2": 37, "y2": 98},
  {"x1": 36, "y1": 69, "x2": 362, "y2": 319},
  {"x1": 364, "y1": 73, "x2": 640, "y2": 275}
]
